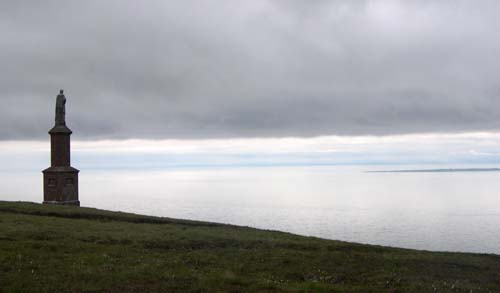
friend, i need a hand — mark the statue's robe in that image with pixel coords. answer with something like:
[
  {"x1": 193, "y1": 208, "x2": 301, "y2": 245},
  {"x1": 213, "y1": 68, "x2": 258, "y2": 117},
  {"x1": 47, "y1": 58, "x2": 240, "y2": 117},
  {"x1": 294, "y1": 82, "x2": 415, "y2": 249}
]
[{"x1": 55, "y1": 94, "x2": 66, "y2": 126}]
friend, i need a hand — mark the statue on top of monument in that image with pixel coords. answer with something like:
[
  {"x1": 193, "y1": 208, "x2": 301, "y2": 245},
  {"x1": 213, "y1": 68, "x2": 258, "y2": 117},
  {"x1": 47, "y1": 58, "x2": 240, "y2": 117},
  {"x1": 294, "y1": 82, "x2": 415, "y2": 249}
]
[{"x1": 55, "y1": 89, "x2": 66, "y2": 126}]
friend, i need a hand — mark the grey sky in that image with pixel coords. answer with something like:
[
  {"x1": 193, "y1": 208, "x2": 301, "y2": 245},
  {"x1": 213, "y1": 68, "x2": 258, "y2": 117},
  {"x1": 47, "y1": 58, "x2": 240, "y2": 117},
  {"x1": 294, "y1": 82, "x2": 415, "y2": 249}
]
[{"x1": 1, "y1": 0, "x2": 500, "y2": 140}]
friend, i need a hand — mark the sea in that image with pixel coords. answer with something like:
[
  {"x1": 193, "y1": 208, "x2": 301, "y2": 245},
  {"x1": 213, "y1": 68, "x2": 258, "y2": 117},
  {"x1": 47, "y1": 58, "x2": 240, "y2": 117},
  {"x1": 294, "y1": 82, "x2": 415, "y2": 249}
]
[{"x1": 2, "y1": 165, "x2": 500, "y2": 254}]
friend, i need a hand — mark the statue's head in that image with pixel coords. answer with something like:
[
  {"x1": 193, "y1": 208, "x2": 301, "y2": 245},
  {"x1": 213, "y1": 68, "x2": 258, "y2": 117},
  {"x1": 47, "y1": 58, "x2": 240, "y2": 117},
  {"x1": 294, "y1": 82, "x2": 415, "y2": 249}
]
[{"x1": 59, "y1": 89, "x2": 64, "y2": 95}]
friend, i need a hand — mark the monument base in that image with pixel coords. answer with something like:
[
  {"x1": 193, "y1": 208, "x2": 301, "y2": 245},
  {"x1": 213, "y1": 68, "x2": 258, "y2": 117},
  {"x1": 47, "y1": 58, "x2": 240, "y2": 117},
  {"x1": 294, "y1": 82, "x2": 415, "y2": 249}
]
[
  {"x1": 43, "y1": 200, "x2": 80, "y2": 206},
  {"x1": 42, "y1": 166, "x2": 80, "y2": 206}
]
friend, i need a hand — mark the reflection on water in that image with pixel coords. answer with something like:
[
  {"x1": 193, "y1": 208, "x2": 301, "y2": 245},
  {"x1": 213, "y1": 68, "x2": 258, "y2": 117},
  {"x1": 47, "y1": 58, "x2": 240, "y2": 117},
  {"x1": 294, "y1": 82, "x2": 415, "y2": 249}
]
[{"x1": 2, "y1": 166, "x2": 500, "y2": 254}]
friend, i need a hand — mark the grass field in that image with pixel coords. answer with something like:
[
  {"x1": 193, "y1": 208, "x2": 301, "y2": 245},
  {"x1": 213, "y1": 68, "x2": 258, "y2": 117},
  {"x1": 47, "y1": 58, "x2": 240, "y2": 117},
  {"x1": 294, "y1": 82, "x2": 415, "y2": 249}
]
[{"x1": 1, "y1": 201, "x2": 499, "y2": 292}]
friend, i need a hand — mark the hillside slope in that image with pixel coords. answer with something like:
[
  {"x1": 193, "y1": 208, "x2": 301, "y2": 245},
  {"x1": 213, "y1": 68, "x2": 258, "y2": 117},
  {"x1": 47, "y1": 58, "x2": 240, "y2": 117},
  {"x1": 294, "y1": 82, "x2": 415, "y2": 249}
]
[{"x1": 1, "y1": 201, "x2": 499, "y2": 292}]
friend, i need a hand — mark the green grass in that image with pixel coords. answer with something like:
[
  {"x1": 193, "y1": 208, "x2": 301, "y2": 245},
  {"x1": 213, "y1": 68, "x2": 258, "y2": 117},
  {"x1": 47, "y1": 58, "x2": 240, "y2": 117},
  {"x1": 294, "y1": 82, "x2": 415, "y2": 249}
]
[{"x1": 1, "y1": 201, "x2": 499, "y2": 292}]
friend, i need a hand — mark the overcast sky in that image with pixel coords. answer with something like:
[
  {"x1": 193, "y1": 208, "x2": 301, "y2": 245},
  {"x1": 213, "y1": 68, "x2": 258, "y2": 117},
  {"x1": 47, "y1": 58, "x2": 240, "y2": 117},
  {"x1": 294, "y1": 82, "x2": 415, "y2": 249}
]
[{"x1": 1, "y1": 0, "x2": 500, "y2": 140}]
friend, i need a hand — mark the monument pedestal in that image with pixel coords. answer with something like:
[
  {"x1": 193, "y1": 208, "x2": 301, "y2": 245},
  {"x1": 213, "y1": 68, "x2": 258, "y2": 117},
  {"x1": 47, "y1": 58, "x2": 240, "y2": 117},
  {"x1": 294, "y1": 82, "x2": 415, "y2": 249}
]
[
  {"x1": 42, "y1": 166, "x2": 79, "y2": 206},
  {"x1": 42, "y1": 90, "x2": 80, "y2": 206}
]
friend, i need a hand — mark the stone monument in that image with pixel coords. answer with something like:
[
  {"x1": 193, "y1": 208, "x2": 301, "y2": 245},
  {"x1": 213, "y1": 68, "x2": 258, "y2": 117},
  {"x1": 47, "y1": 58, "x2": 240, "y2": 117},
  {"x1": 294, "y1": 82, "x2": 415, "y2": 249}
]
[{"x1": 42, "y1": 90, "x2": 80, "y2": 206}]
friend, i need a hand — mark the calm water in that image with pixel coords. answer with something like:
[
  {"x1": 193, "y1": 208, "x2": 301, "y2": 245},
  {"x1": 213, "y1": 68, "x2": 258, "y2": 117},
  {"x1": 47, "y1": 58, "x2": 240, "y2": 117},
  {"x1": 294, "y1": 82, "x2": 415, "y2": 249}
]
[{"x1": 2, "y1": 165, "x2": 500, "y2": 254}]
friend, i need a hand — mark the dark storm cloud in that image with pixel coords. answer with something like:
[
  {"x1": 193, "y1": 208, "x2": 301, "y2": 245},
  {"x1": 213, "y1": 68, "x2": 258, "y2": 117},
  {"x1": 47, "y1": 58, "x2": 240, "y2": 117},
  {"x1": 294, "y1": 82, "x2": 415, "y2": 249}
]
[{"x1": 1, "y1": 0, "x2": 500, "y2": 140}]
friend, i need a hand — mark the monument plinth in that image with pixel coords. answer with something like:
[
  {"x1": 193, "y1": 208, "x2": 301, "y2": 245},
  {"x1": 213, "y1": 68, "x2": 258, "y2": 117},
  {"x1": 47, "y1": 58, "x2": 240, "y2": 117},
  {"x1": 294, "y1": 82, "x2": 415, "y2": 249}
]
[{"x1": 42, "y1": 90, "x2": 80, "y2": 206}]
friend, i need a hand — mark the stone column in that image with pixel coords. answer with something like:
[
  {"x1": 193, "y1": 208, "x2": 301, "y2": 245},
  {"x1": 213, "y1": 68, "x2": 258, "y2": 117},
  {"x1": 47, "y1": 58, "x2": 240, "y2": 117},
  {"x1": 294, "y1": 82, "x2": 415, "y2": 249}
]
[{"x1": 42, "y1": 90, "x2": 80, "y2": 206}]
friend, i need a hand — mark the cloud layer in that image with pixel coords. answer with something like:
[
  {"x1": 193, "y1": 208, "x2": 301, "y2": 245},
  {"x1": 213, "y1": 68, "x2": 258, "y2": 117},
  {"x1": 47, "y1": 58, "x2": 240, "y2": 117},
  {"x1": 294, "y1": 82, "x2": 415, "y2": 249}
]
[
  {"x1": 1, "y1": 0, "x2": 500, "y2": 139},
  {"x1": 3, "y1": 132, "x2": 500, "y2": 171}
]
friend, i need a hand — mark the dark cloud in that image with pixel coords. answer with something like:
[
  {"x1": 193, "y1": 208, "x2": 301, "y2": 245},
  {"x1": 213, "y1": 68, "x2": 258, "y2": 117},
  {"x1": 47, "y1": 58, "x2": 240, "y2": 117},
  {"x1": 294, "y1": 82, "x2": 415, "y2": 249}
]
[{"x1": 1, "y1": 0, "x2": 500, "y2": 140}]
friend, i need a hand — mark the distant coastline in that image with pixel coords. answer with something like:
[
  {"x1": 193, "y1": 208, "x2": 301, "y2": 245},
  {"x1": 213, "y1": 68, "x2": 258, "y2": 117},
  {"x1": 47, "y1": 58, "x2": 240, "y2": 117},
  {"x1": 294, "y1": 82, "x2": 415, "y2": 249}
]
[{"x1": 367, "y1": 168, "x2": 500, "y2": 173}]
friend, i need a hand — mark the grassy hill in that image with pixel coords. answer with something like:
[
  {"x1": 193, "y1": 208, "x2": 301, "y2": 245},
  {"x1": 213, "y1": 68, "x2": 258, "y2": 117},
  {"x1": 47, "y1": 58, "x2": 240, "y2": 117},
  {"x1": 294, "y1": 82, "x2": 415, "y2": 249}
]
[{"x1": 1, "y1": 201, "x2": 499, "y2": 292}]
